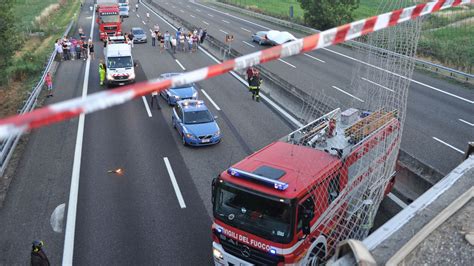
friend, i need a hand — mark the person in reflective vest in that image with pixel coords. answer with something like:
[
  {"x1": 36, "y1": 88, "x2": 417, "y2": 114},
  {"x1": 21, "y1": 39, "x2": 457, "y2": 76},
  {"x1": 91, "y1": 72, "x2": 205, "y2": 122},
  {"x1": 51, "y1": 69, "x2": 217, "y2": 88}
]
[{"x1": 99, "y1": 61, "x2": 106, "y2": 86}]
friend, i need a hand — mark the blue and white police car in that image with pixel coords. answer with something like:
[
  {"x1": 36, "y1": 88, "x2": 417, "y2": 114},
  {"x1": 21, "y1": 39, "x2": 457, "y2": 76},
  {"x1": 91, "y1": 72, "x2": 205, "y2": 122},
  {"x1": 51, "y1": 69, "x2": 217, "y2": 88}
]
[
  {"x1": 172, "y1": 100, "x2": 221, "y2": 146},
  {"x1": 160, "y1": 73, "x2": 198, "y2": 105}
]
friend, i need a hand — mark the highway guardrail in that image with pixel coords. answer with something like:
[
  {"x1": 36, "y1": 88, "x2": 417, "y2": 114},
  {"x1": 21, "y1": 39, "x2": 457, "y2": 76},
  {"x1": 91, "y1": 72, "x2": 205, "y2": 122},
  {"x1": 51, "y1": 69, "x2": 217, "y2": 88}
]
[{"x1": 0, "y1": 20, "x2": 75, "y2": 177}]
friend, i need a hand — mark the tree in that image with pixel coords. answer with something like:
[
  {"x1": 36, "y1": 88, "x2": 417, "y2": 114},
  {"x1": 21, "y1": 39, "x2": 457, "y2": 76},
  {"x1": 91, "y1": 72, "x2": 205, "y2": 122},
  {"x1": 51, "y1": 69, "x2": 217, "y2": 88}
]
[
  {"x1": 297, "y1": 0, "x2": 360, "y2": 30},
  {"x1": 0, "y1": 0, "x2": 18, "y2": 85}
]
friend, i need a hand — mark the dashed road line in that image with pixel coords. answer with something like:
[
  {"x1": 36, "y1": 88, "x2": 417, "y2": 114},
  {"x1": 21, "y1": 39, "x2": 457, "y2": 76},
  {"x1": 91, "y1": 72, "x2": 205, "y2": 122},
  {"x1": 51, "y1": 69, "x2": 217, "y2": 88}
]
[
  {"x1": 201, "y1": 89, "x2": 221, "y2": 111},
  {"x1": 179, "y1": 9, "x2": 184, "y2": 13},
  {"x1": 208, "y1": 13, "x2": 214, "y2": 17},
  {"x1": 141, "y1": 96, "x2": 152, "y2": 117},
  {"x1": 142, "y1": 20, "x2": 146, "y2": 25},
  {"x1": 242, "y1": 41, "x2": 255, "y2": 48},
  {"x1": 278, "y1": 58, "x2": 296, "y2": 68},
  {"x1": 361, "y1": 77, "x2": 394, "y2": 92},
  {"x1": 202, "y1": 20, "x2": 209, "y2": 25},
  {"x1": 190, "y1": 14, "x2": 195, "y2": 18},
  {"x1": 433, "y1": 137, "x2": 464, "y2": 154},
  {"x1": 332, "y1": 86, "x2": 364, "y2": 102},
  {"x1": 219, "y1": 29, "x2": 229, "y2": 35},
  {"x1": 163, "y1": 157, "x2": 186, "y2": 209},
  {"x1": 196, "y1": 9, "x2": 201, "y2": 12},
  {"x1": 175, "y1": 59, "x2": 186, "y2": 70},
  {"x1": 240, "y1": 27, "x2": 251, "y2": 33},
  {"x1": 459, "y1": 119, "x2": 474, "y2": 127},
  {"x1": 137, "y1": 14, "x2": 140, "y2": 18},
  {"x1": 222, "y1": 19, "x2": 230, "y2": 23},
  {"x1": 303, "y1": 53, "x2": 326, "y2": 63}
]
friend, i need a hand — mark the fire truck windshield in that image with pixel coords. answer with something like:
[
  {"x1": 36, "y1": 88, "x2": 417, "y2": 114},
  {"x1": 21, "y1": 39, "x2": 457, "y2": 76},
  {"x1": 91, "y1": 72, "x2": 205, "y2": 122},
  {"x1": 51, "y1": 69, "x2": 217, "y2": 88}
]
[
  {"x1": 100, "y1": 14, "x2": 120, "y2": 23},
  {"x1": 214, "y1": 183, "x2": 293, "y2": 244}
]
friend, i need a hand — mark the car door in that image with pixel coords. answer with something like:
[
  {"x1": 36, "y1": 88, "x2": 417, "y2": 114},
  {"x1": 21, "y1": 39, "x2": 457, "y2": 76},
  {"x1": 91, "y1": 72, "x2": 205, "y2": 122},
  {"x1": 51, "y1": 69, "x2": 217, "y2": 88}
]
[{"x1": 174, "y1": 105, "x2": 184, "y2": 135}]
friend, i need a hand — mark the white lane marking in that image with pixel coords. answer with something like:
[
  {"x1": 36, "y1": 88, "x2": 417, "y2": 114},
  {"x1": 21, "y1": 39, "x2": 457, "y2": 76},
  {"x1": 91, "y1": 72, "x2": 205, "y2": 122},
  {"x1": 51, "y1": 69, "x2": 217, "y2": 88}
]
[
  {"x1": 172, "y1": 5, "x2": 176, "y2": 8},
  {"x1": 141, "y1": 96, "x2": 153, "y2": 117},
  {"x1": 222, "y1": 19, "x2": 230, "y2": 24},
  {"x1": 201, "y1": 89, "x2": 221, "y2": 111},
  {"x1": 190, "y1": 14, "x2": 195, "y2": 18},
  {"x1": 242, "y1": 41, "x2": 255, "y2": 48},
  {"x1": 361, "y1": 77, "x2": 394, "y2": 92},
  {"x1": 208, "y1": 13, "x2": 214, "y2": 17},
  {"x1": 175, "y1": 59, "x2": 186, "y2": 70},
  {"x1": 186, "y1": 5, "x2": 190, "y2": 8},
  {"x1": 197, "y1": 46, "x2": 303, "y2": 128},
  {"x1": 219, "y1": 29, "x2": 229, "y2": 35},
  {"x1": 137, "y1": 14, "x2": 140, "y2": 18},
  {"x1": 190, "y1": 1, "x2": 473, "y2": 105},
  {"x1": 240, "y1": 27, "x2": 251, "y2": 33},
  {"x1": 432, "y1": 137, "x2": 464, "y2": 154},
  {"x1": 50, "y1": 203, "x2": 66, "y2": 233},
  {"x1": 62, "y1": 5, "x2": 95, "y2": 265},
  {"x1": 179, "y1": 9, "x2": 184, "y2": 13},
  {"x1": 196, "y1": 9, "x2": 201, "y2": 12},
  {"x1": 303, "y1": 53, "x2": 325, "y2": 63},
  {"x1": 324, "y1": 48, "x2": 474, "y2": 105},
  {"x1": 144, "y1": 1, "x2": 303, "y2": 128},
  {"x1": 278, "y1": 58, "x2": 296, "y2": 68},
  {"x1": 163, "y1": 157, "x2": 186, "y2": 209},
  {"x1": 202, "y1": 20, "x2": 209, "y2": 25},
  {"x1": 332, "y1": 86, "x2": 364, "y2": 102},
  {"x1": 387, "y1": 193, "x2": 408, "y2": 209},
  {"x1": 149, "y1": 29, "x2": 153, "y2": 33},
  {"x1": 142, "y1": 20, "x2": 146, "y2": 25},
  {"x1": 459, "y1": 119, "x2": 474, "y2": 127}
]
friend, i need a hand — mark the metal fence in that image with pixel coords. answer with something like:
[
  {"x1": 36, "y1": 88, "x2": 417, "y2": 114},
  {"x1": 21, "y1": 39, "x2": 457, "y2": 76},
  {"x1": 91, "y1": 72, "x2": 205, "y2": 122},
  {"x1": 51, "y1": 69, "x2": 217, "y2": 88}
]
[{"x1": 0, "y1": 20, "x2": 75, "y2": 177}]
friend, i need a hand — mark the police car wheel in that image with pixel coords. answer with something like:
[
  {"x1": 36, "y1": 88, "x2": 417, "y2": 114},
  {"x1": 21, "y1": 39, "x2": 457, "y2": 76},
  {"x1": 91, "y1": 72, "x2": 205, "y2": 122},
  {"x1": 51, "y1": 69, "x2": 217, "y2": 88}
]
[{"x1": 182, "y1": 135, "x2": 187, "y2": 146}]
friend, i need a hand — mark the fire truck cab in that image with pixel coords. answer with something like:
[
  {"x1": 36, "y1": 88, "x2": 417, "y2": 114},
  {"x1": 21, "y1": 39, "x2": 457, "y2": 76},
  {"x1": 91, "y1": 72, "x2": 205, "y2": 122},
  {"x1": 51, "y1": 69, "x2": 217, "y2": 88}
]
[
  {"x1": 211, "y1": 108, "x2": 399, "y2": 265},
  {"x1": 96, "y1": 4, "x2": 121, "y2": 40}
]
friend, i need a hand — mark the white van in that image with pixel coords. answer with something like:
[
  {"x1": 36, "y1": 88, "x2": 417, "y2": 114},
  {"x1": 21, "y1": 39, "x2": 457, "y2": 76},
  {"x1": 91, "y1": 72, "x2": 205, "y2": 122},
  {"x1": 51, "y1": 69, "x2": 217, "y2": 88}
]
[{"x1": 105, "y1": 43, "x2": 135, "y2": 87}]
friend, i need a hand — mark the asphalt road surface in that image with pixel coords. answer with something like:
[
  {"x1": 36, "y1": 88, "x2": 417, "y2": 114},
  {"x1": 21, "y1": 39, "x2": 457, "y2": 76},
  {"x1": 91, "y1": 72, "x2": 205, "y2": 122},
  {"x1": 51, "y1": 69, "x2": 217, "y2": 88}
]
[
  {"x1": 150, "y1": 0, "x2": 473, "y2": 176},
  {"x1": 0, "y1": 0, "x2": 470, "y2": 264}
]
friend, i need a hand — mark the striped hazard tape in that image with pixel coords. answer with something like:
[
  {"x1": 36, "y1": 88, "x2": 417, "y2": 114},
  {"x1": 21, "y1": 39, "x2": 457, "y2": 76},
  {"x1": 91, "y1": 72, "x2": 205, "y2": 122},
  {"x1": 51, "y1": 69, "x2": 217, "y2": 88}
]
[{"x1": 0, "y1": 0, "x2": 472, "y2": 139}]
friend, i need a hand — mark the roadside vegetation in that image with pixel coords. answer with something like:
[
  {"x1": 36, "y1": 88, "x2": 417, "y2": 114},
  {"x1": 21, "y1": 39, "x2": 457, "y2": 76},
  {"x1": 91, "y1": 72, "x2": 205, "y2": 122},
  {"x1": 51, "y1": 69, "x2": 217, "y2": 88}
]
[
  {"x1": 217, "y1": 0, "x2": 473, "y2": 74},
  {"x1": 0, "y1": 0, "x2": 81, "y2": 118}
]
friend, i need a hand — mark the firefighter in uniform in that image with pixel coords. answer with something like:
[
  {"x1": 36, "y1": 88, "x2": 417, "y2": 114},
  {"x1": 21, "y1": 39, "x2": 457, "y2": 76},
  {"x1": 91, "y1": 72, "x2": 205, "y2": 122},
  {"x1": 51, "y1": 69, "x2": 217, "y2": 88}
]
[{"x1": 247, "y1": 67, "x2": 262, "y2": 102}]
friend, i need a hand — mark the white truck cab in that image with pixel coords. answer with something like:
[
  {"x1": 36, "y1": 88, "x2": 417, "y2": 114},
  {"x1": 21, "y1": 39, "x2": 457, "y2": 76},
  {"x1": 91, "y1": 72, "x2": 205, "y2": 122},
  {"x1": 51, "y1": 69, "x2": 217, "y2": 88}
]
[{"x1": 105, "y1": 43, "x2": 135, "y2": 87}]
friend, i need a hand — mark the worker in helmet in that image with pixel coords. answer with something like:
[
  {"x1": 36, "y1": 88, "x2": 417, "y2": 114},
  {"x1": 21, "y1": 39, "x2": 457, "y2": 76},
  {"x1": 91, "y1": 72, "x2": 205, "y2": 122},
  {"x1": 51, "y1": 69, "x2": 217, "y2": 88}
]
[
  {"x1": 99, "y1": 60, "x2": 106, "y2": 86},
  {"x1": 31, "y1": 240, "x2": 50, "y2": 266},
  {"x1": 247, "y1": 67, "x2": 262, "y2": 102}
]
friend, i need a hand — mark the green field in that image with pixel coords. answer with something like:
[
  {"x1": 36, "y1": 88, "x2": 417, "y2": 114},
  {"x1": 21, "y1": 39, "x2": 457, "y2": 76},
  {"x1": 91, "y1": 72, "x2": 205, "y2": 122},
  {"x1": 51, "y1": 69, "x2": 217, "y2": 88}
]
[
  {"x1": 12, "y1": 0, "x2": 61, "y2": 31},
  {"x1": 217, "y1": 0, "x2": 412, "y2": 21}
]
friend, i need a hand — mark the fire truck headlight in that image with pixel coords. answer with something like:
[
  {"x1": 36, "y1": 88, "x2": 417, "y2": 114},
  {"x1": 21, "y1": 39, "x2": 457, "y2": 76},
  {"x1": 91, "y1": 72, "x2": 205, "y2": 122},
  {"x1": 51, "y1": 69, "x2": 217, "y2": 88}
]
[
  {"x1": 213, "y1": 248, "x2": 224, "y2": 260},
  {"x1": 270, "y1": 248, "x2": 277, "y2": 255},
  {"x1": 129, "y1": 72, "x2": 135, "y2": 80}
]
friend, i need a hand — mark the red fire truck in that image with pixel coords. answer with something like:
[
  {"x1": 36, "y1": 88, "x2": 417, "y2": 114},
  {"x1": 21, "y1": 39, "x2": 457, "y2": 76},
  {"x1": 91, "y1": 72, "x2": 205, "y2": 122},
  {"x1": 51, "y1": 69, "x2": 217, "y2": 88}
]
[
  {"x1": 211, "y1": 108, "x2": 399, "y2": 265},
  {"x1": 96, "y1": 1, "x2": 122, "y2": 40}
]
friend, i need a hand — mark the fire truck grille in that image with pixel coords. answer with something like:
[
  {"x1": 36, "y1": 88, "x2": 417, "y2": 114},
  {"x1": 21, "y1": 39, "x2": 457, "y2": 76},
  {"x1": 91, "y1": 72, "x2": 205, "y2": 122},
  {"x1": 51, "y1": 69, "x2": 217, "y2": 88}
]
[
  {"x1": 104, "y1": 26, "x2": 117, "y2": 31},
  {"x1": 219, "y1": 236, "x2": 284, "y2": 265}
]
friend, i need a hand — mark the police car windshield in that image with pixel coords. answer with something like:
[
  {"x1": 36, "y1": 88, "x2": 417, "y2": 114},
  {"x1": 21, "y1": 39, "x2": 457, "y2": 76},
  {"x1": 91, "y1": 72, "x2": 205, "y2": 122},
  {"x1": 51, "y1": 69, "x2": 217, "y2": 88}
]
[
  {"x1": 133, "y1": 29, "x2": 145, "y2": 35},
  {"x1": 107, "y1": 56, "x2": 132, "y2": 69},
  {"x1": 183, "y1": 110, "x2": 213, "y2": 124},
  {"x1": 214, "y1": 183, "x2": 293, "y2": 244}
]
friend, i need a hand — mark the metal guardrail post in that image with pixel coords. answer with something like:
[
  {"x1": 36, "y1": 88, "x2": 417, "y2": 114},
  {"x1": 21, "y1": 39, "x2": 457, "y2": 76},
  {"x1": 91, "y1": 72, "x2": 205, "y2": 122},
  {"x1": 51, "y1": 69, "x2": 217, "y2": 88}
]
[{"x1": 0, "y1": 19, "x2": 75, "y2": 177}]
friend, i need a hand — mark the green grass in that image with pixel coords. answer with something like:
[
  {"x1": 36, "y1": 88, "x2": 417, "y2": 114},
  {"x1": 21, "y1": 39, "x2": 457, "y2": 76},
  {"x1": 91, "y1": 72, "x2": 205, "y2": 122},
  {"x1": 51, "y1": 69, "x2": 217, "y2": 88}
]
[{"x1": 12, "y1": 0, "x2": 61, "y2": 32}]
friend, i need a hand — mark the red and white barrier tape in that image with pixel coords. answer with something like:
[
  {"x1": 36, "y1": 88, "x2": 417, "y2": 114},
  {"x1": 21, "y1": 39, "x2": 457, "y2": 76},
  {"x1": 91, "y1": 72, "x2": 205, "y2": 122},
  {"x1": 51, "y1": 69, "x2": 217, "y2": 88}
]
[{"x1": 0, "y1": 0, "x2": 472, "y2": 140}]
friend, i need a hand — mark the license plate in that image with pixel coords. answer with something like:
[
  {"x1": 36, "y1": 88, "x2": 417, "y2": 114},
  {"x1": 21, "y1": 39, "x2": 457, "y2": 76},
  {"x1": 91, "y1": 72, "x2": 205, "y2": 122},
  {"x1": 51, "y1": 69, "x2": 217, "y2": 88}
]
[
  {"x1": 201, "y1": 139, "x2": 210, "y2": 143},
  {"x1": 119, "y1": 83, "x2": 125, "y2": 86}
]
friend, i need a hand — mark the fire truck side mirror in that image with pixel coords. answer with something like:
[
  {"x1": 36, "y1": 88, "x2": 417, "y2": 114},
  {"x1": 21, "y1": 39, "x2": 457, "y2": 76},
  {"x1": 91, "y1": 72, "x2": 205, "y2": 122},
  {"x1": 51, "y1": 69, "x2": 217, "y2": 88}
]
[
  {"x1": 302, "y1": 208, "x2": 312, "y2": 235},
  {"x1": 211, "y1": 178, "x2": 217, "y2": 203}
]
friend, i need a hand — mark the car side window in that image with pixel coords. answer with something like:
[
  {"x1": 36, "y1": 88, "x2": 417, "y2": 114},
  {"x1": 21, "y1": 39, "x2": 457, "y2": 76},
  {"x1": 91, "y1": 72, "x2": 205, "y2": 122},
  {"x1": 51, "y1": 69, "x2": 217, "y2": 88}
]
[{"x1": 177, "y1": 106, "x2": 184, "y2": 121}]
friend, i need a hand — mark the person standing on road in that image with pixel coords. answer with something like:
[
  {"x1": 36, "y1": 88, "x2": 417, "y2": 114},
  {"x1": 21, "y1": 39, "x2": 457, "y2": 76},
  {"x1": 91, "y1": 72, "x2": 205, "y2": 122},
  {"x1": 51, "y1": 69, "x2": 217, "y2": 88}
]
[
  {"x1": 45, "y1": 72, "x2": 53, "y2": 97},
  {"x1": 247, "y1": 67, "x2": 261, "y2": 102},
  {"x1": 151, "y1": 31, "x2": 156, "y2": 47},
  {"x1": 200, "y1": 29, "x2": 207, "y2": 44},
  {"x1": 55, "y1": 39, "x2": 63, "y2": 61},
  {"x1": 135, "y1": 3, "x2": 138, "y2": 12},
  {"x1": 164, "y1": 31, "x2": 170, "y2": 49},
  {"x1": 88, "y1": 40, "x2": 95, "y2": 60},
  {"x1": 128, "y1": 31, "x2": 135, "y2": 48},
  {"x1": 159, "y1": 32, "x2": 165, "y2": 53},
  {"x1": 150, "y1": 91, "x2": 161, "y2": 110},
  {"x1": 154, "y1": 24, "x2": 160, "y2": 33},
  {"x1": 99, "y1": 61, "x2": 106, "y2": 86},
  {"x1": 170, "y1": 36, "x2": 177, "y2": 54},
  {"x1": 146, "y1": 12, "x2": 150, "y2": 23},
  {"x1": 30, "y1": 240, "x2": 50, "y2": 266},
  {"x1": 179, "y1": 33, "x2": 185, "y2": 52},
  {"x1": 82, "y1": 39, "x2": 89, "y2": 60}
]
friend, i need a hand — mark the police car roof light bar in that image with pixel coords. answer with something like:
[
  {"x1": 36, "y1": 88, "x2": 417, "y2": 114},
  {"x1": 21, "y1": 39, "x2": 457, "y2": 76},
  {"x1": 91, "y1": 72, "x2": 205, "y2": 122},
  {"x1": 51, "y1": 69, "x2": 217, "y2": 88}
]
[{"x1": 227, "y1": 167, "x2": 289, "y2": 191}]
